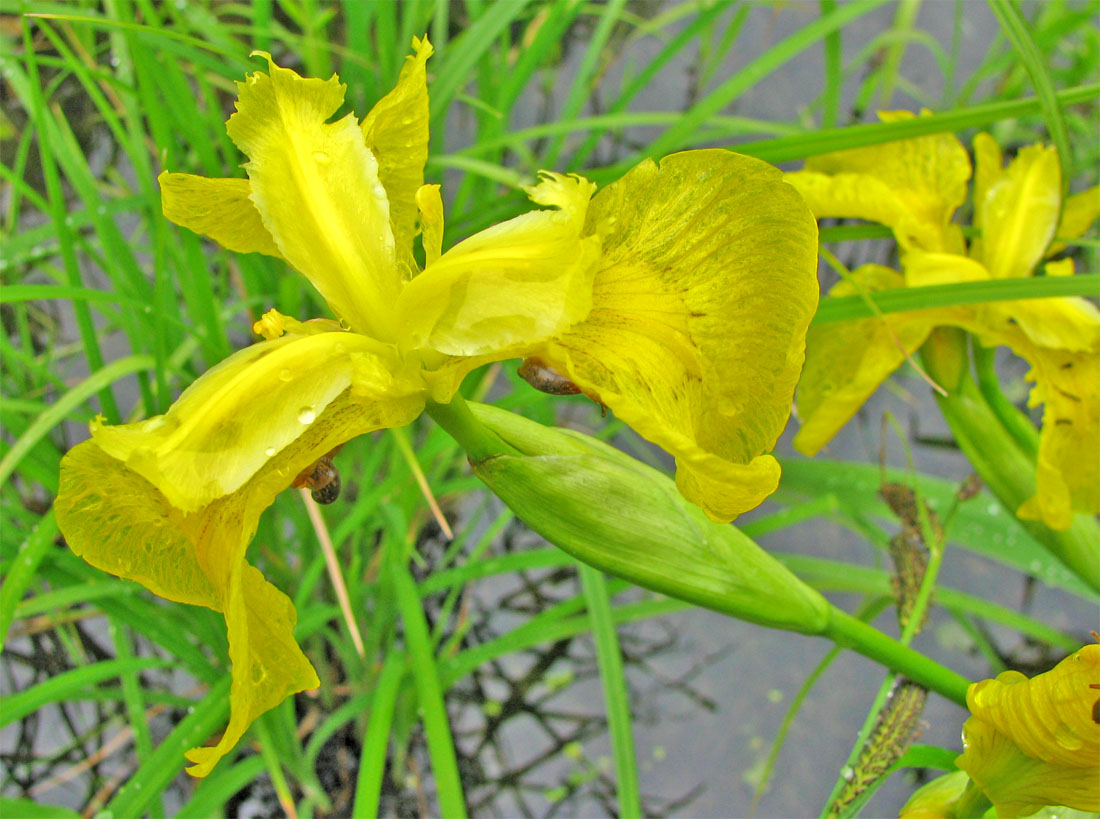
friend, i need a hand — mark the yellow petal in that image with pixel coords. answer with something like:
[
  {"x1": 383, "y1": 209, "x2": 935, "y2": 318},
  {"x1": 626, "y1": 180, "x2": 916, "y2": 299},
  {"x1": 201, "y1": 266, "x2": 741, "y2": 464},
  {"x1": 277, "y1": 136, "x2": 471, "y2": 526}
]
[
  {"x1": 786, "y1": 111, "x2": 971, "y2": 253},
  {"x1": 361, "y1": 36, "x2": 434, "y2": 280},
  {"x1": 416, "y1": 184, "x2": 444, "y2": 267},
  {"x1": 793, "y1": 265, "x2": 937, "y2": 455},
  {"x1": 533, "y1": 150, "x2": 819, "y2": 521},
  {"x1": 158, "y1": 172, "x2": 284, "y2": 259},
  {"x1": 1015, "y1": 345, "x2": 1100, "y2": 529},
  {"x1": 396, "y1": 172, "x2": 601, "y2": 357},
  {"x1": 1050, "y1": 184, "x2": 1100, "y2": 256},
  {"x1": 90, "y1": 331, "x2": 423, "y2": 511},
  {"x1": 975, "y1": 142, "x2": 1062, "y2": 279},
  {"x1": 227, "y1": 54, "x2": 400, "y2": 339},
  {"x1": 957, "y1": 645, "x2": 1099, "y2": 816},
  {"x1": 184, "y1": 563, "x2": 319, "y2": 777},
  {"x1": 55, "y1": 378, "x2": 421, "y2": 777}
]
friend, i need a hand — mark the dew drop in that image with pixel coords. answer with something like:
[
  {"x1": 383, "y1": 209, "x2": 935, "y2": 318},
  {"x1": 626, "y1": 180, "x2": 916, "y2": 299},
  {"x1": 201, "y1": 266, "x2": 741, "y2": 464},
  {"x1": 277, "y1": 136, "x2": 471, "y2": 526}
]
[
  {"x1": 297, "y1": 407, "x2": 316, "y2": 424},
  {"x1": 1054, "y1": 723, "x2": 1084, "y2": 751},
  {"x1": 278, "y1": 368, "x2": 293, "y2": 382},
  {"x1": 334, "y1": 343, "x2": 346, "y2": 354},
  {"x1": 312, "y1": 150, "x2": 331, "y2": 165},
  {"x1": 265, "y1": 447, "x2": 277, "y2": 457}
]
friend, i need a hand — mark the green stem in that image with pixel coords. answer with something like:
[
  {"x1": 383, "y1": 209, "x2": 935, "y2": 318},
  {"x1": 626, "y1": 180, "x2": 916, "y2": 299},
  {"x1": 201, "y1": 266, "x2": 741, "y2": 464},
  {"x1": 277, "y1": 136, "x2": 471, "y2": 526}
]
[
  {"x1": 425, "y1": 392, "x2": 521, "y2": 462},
  {"x1": 922, "y1": 331, "x2": 1100, "y2": 592},
  {"x1": 971, "y1": 341, "x2": 1039, "y2": 458},
  {"x1": 823, "y1": 606, "x2": 971, "y2": 706}
]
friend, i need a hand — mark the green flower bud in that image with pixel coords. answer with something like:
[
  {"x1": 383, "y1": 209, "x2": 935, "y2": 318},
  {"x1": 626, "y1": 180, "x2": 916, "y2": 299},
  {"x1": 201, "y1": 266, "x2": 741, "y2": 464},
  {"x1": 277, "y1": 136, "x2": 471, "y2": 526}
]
[{"x1": 468, "y1": 403, "x2": 830, "y2": 635}]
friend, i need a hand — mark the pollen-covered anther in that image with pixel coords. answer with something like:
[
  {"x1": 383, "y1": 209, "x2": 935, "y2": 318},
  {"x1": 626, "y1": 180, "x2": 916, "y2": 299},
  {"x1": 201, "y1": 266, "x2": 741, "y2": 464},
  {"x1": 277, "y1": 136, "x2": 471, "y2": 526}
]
[{"x1": 253, "y1": 308, "x2": 288, "y2": 340}]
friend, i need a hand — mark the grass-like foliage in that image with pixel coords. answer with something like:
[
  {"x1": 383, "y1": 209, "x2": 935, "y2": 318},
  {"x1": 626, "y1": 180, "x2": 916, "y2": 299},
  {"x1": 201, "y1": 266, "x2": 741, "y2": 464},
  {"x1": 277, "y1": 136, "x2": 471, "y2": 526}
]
[{"x1": 2, "y1": 1, "x2": 1097, "y2": 817}]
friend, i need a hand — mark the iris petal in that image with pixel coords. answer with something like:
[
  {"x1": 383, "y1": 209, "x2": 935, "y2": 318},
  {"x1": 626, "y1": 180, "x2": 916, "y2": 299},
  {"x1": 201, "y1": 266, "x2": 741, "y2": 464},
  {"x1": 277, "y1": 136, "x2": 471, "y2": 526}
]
[
  {"x1": 793, "y1": 265, "x2": 936, "y2": 455},
  {"x1": 89, "y1": 332, "x2": 422, "y2": 512},
  {"x1": 534, "y1": 150, "x2": 819, "y2": 521},
  {"x1": 55, "y1": 380, "x2": 425, "y2": 777},
  {"x1": 158, "y1": 172, "x2": 283, "y2": 258},
  {"x1": 974, "y1": 140, "x2": 1062, "y2": 279},
  {"x1": 396, "y1": 172, "x2": 601, "y2": 357},
  {"x1": 227, "y1": 54, "x2": 399, "y2": 339},
  {"x1": 361, "y1": 36, "x2": 434, "y2": 279},
  {"x1": 957, "y1": 645, "x2": 1099, "y2": 816},
  {"x1": 785, "y1": 111, "x2": 971, "y2": 254}
]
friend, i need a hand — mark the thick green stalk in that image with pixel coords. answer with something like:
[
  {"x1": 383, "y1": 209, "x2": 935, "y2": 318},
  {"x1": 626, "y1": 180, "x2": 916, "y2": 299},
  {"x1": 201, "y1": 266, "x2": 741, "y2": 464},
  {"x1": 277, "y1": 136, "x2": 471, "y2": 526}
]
[
  {"x1": 823, "y1": 607, "x2": 970, "y2": 706},
  {"x1": 922, "y1": 330, "x2": 1100, "y2": 591},
  {"x1": 425, "y1": 393, "x2": 522, "y2": 461}
]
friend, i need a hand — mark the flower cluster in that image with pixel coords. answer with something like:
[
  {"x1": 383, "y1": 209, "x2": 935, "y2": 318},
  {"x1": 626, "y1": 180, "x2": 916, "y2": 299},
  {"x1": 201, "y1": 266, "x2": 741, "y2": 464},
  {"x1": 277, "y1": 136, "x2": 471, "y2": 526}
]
[{"x1": 786, "y1": 114, "x2": 1100, "y2": 530}]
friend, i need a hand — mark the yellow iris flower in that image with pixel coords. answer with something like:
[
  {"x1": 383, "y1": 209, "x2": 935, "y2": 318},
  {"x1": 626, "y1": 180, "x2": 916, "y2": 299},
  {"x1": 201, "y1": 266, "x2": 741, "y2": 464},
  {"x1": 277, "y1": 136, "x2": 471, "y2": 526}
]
[
  {"x1": 956, "y1": 643, "x2": 1099, "y2": 817},
  {"x1": 786, "y1": 112, "x2": 1100, "y2": 530},
  {"x1": 54, "y1": 38, "x2": 818, "y2": 776}
]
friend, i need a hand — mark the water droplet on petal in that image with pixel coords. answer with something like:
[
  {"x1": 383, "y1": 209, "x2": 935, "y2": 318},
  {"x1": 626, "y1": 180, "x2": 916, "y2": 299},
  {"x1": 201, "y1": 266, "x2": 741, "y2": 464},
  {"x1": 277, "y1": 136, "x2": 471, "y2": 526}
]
[
  {"x1": 298, "y1": 407, "x2": 316, "y2": 424},
  {"x1": 265, "y1": 447, "x2": 276, "y2": 457},
  {"x1": 278, "y1": 368, "x2": 293, "y2": 382},
  {"x1": 312, "y1": 150, "x2": 331, "y2": 165}
]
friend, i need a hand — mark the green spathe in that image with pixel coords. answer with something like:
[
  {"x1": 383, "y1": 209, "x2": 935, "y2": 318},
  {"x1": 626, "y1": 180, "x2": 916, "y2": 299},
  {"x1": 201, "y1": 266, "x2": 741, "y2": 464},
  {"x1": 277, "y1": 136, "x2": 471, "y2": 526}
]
[{"x1": 469, "y1": 403, "x2": 831, "y2": 635}]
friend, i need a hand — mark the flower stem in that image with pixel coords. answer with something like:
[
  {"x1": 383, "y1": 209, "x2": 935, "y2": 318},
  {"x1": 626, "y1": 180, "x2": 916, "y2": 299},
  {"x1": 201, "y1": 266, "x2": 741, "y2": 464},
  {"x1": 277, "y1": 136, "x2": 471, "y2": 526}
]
[
  {"x1": 425, "y1": 391, "x2": 522, "y2": 462},
  {"x1": 823, "y1": 606, "x2": 971, "y2": 706}
]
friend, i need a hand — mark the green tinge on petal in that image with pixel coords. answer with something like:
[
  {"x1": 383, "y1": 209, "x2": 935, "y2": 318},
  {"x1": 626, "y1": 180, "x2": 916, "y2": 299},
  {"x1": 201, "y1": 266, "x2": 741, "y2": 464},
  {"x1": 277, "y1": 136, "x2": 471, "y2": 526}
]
[
  {"x1": 1050, "y1": 184, "x2": 1100, "y2": 257},
  {"x1": 158, "y1": 172, "x2": 283, "y2": 259},
  {"x1": 787, "y1": 111, "x2": 971, "y2": 253},
  {"x1": 227, "y1": 54, "x2": 399, "y2": 339},
  {"x1": 535, "y1": 150, "x2": 818, "y2": 522},
  {"x1": 957, "y1": 645, "x2": 1100, "y2": 815},
  {"x1": 90, "y1": 332, "x2": 417, "y2": 512},
  {"x1": 396, "y1": 172, "x2": 601, "y2": 358},
  {"x1": 975, "y1": 142, "x2": 1062, "y2": 279},
  {"x1": 794, "y1": 266, "x2": 936, "y2": 456},
  {"x1": 56, "y1": 385, "x2": 424, "y2": 777},
  {"x1": 361, "y1": 36, "x2": 434, "y2": 280}
]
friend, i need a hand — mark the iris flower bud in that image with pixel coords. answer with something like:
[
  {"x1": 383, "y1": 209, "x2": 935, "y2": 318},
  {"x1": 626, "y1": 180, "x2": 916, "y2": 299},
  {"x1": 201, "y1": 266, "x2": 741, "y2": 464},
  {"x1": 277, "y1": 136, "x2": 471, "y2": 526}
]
[{"x1": 468, "y1": 403, "x2": 831, "y2": 635}]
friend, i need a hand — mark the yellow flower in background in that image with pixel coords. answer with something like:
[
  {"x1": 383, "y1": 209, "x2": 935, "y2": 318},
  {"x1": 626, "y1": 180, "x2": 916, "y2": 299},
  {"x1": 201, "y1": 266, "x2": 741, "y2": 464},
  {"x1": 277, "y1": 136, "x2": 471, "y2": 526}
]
[
  {"x1": 786, "y1": 114, "x2": 1100, "y2": 530},
  {"x1": 956, "y1": 644, "x2": 1100, "y2": 817},
  {"x1": 55, "y1": 38, "x2": 818, "y2": 776}
]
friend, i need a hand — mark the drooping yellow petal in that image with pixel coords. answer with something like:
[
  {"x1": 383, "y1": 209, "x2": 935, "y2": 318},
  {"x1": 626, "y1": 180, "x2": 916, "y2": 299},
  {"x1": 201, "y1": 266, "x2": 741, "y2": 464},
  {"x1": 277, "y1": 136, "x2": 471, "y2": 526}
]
[
  {"x1": 55, "y1": 376, "x2": 426, "y2": 777},
  {"x1": 785, "y1": 111, "x2": 971, "y2": 254},
  {"x1": 957, "y1": 645, "x2": 1099, "y2": 816},
  {"x1": 90, "y1": 331, "x2": 424, "y2": 512},
  {"x1": 158, "y1": 172, "x2": 284, "y2": 259},
  {"x1": 361, "y1": 36, "x2": 434, "y2": 280},
  {"x1": 793, "y1": 265, "x2": 937, "y2": 455},
  {"x1": 528, "y1": 150, "x2": 818, "y2": 522},
  {"x1": 974, "y1": 141, "x2": 1062, "y2": 279},
  {"x1": 227, "y1": 54, "x2": 399, "y2": 339},
  {"x1": 1049, "y1": 184, "x2": 1100, "y2": 256},
  {"x1": 396, "y1": 172, "x2": 601, "y2": 357}
]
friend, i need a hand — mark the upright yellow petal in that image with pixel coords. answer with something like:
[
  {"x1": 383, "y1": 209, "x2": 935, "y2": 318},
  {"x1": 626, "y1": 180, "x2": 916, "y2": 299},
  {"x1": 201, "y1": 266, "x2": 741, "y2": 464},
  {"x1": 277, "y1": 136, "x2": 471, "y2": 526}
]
[
  {"x1": 158, "y1": 172, "x2": 283, "y2": 258},
  {"x1": 793, "y1": 265, "x2": 937, "y2": 455},
  {"x1": 974, "y1": 141, "x2": 1062, "y2": 279},
  {"x1": 957, "y1": 645, "x2": 1099, "y2": 816},
  {"x1": 227, "y1": 54, "x2": 399, "y2": 339},
  {"x1": 530, "y1": 150, "x2": 819, "y2": 521},
  {"x1": 396, "y1": 172, "x2": 601, "y2": 357},
  {"x1": 416, "y1": 184, "x2": 444, "y2": 266},
  {"x1": 786, "y1": 111, "x2": 971, "y2": 253},
  {"x1": 90, "y1": 331, "x2": 423, "y2": 512},
  {"x1": 361, "y1": 36, "x2": 434, "y2": 280}
]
